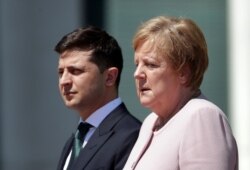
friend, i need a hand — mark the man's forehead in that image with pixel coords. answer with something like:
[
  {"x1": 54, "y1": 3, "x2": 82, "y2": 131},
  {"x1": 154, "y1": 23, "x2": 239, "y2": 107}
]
[{"x1": 60, "y1": 49, "x2": 93, "y2": 58}]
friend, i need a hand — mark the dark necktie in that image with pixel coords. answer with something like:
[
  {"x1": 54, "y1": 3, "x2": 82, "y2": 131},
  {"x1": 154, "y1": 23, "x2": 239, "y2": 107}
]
[{"x1": 68, "y1": 122, "x2": 92, "y2": 168}]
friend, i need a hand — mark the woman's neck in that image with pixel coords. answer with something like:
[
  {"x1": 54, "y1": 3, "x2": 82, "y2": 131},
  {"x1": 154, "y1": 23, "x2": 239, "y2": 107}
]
[{"x1": 154, "y1": 89, "x2": 201, "y2": 131}]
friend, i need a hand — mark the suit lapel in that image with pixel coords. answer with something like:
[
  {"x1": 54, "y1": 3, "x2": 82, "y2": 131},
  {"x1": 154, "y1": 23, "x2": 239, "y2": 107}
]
[
  {"x1": 57, "y1": 134, "x2": 74, "y2": 170},
  {"x1": 71, "y1": 103, "x2": 128, "y2": 170},
  {"x1": 72, "y1": 130, "x2": 114, "y2": 169}
]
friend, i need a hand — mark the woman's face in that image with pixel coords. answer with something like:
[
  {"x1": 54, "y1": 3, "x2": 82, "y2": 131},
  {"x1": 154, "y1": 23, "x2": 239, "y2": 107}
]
[{"x1": 134, "y1": 42, "x2": 184, "y2": 117}]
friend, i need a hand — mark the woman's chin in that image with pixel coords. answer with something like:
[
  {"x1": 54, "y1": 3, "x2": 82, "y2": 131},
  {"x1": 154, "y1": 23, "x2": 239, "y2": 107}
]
[{"x1": 139, "y1": 98, "x2": 153, "y2": 108}]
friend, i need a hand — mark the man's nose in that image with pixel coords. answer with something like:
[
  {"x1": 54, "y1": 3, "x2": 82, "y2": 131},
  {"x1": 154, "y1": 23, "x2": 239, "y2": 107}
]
[{"x1": 60, "y1": 71, "x2": 72, "y2": 85}]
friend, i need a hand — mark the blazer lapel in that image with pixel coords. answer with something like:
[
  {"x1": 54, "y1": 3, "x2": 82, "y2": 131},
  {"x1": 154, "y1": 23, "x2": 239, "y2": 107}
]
[
  {"x1": 127, "y1": 114, "x2": 158, "y2": 170},
  {"x1": 71, "y1": 103, "x2": 128, "y2": 170},
  {"x1": 130, "y1": 132, "x2": 153, "y2": 170}
]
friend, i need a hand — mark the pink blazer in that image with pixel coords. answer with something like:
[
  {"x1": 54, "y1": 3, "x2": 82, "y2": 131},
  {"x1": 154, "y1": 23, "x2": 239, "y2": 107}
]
[{"x1": 123, "y1": 95, "x2": 238, "y2": 170}]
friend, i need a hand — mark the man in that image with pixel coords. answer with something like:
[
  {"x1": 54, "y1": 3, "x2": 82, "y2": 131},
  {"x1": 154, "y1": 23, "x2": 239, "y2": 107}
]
[{"x1": 54, "y1": 26, "x2": 141, "y2": 170}]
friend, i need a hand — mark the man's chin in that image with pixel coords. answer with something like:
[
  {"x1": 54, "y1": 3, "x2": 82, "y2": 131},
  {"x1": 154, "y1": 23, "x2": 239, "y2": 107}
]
[{"x1": 64, "y1": 100, "x2": 76, "y2": 108}]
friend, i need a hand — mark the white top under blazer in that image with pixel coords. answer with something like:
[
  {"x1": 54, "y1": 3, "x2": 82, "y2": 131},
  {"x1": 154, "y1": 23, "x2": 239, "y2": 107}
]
[{"x1": 123, "y1": 94, "x2": 238, "y2": 170}]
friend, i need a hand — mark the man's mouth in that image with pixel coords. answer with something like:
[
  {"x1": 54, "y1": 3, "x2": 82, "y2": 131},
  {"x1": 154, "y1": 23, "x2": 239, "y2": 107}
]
[{"x1": 63, "y1": 91, "x2": 76, "y2": 95}]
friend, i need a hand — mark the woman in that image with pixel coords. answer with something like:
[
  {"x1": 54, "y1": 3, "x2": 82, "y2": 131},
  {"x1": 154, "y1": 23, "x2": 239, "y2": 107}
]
[{"x1": 123, "y1": 16, "x2": 238, "y2": 170}]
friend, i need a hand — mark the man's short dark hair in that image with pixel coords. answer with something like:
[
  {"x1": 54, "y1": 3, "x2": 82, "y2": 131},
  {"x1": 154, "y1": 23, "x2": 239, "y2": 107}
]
[{"x1": 54, "y1": 26, "x2": 123, "y2": 88}]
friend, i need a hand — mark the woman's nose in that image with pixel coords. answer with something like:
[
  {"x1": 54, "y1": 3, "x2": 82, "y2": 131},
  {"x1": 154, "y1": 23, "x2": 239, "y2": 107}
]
[{"x1": 134, "y1": 65, "x2": 146, "y2": 79}]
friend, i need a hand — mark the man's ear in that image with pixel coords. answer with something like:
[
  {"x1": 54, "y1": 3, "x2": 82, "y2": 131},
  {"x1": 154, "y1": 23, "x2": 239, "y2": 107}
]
[
  {"x1": 178, "y1": 65, "x2": 191, "y2": 86},
  {"x1": 106, "y1": 67, "x2": 118, "y2": 86}
]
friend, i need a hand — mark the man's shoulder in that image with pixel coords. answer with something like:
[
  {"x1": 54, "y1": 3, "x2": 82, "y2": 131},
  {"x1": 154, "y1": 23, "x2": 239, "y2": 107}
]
[
  {"x1": 98, "y1": 103, "x2": 141, "y2": 132},
  {"x1": 108, "y1": 103, "x2": 141, "y2": 124},
  {"x1": 119, "y1": 111, "x2": 141, "y2": 127},
  {"x1": 114, "y1": 103, "x2": 141, "y2": 126}
]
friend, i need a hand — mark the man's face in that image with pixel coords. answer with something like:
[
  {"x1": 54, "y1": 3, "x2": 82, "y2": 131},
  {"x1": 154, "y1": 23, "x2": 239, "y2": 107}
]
[{"x1": 58, "y1": 50, "x2": 107, "y2": 113}]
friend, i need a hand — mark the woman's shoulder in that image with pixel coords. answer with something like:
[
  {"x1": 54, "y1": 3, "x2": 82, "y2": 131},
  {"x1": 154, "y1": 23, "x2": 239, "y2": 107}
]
[
  {"x1": 182, "y1": 93, "x2": 229, "y2": 123},
  {"x1": 187, "y1": 94, "x2": 224, "y2": 114}
]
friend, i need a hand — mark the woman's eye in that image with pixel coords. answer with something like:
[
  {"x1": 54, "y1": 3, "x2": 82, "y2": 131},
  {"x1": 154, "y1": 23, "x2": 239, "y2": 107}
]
[{"x1": 146, "y1": 63, "x2": 157, "y2": 68}]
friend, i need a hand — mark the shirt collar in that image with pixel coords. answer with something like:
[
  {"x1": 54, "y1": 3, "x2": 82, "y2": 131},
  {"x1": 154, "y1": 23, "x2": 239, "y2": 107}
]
[{"x1": 80, "y1": 97, "x2": 122, "y2": 128}]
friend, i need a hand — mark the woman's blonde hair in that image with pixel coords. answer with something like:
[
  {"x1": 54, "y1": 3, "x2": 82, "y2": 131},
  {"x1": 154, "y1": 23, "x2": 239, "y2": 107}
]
[{"x1": 133, "y1": 16, "x2": 208, "y2": 90}]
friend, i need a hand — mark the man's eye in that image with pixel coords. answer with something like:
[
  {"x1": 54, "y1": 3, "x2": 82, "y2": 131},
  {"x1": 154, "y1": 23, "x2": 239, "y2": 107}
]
[
  {"x1": 71, "y1": 69, "x2": 82, "y2": 75},
  {"x1": 58, "y1": 70, "x2": 63, "y2": 77}
]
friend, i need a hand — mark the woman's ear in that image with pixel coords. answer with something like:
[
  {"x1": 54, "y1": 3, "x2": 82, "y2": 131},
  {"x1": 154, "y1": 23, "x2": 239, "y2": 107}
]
[
  {"x1": 178, "y1": 65, "x2": 191, "y2": 86},
  {"x1": 106, "y1": 67, "x2": 118, "y2": 86}
]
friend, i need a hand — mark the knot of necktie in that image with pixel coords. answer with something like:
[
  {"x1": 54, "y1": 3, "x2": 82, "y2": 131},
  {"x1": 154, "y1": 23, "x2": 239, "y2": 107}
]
[{"x1": 76, "y1": 122, "x2": 92, "y2": 141}]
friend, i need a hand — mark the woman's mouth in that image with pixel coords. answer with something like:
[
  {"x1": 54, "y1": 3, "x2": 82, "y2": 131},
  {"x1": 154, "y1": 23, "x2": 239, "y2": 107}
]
[{"x1": 140, "y1": 87, "x2": 150, "y2": 92}]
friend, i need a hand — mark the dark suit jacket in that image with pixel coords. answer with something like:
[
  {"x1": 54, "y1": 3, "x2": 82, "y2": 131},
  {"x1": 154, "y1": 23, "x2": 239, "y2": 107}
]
[{"x1": 57, "y1": 103, "x2": 141, "y2": 170}]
